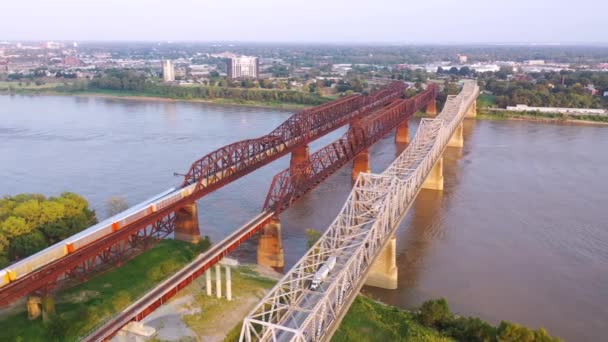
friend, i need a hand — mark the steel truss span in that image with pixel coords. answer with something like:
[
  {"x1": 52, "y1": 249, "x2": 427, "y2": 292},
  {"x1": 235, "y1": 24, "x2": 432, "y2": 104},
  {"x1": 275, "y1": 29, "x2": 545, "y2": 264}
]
[
  {"x1": 0, "y1": 82, "x2": 404, "y2": 306},
  {"x1": 182, "y1": 82, "x2": 406, "y2": 195},
  {"x1": 240, "y1": 82, "x2": 479, "y2": 342},
  {"x1": 264, "y1": 85, "x2": 438, "y2": 213}
]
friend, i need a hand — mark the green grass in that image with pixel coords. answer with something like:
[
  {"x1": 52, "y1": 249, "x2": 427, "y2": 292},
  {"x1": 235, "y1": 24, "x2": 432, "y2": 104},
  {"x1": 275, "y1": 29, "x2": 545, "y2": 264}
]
[
  {"x1": 333, "y1": 297, "x2": 453, "y2": 342},
  {"x1": 0, "y1": 239, "x2": 207, "y2": 342},
  {"x1": 0, "y1": 81, "x2": 65, "y2": 90},
  {"x1": 476, "y1": 108, "x2": 608, "y2": 123}
]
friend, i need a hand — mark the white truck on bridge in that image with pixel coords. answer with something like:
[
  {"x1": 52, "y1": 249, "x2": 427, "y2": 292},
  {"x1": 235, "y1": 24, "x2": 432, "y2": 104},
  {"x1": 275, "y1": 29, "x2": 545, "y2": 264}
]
[{"x1": 310, "y1": 256, "x2": 337, "y2": 290}]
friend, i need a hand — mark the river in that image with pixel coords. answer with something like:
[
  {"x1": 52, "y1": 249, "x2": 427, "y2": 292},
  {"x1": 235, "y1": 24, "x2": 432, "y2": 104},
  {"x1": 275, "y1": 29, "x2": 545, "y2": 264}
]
[{"x1": 0, "y1": 94, "x2": 606, "y2": 341}]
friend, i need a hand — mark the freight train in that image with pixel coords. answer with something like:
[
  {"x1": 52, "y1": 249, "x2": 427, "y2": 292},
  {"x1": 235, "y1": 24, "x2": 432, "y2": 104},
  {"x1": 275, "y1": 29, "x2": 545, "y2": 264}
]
[{"x1": 0, "y1": 183, "x2": 198, "y2": 288}]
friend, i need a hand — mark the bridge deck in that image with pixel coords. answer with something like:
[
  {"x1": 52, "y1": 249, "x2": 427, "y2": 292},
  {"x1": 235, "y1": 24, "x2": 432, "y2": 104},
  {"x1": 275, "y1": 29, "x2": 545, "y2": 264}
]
[
  {"x1": 240, "y1": 81, "x2": 479, "y2": 342},
  {"x1": 82, "y1": 211, "x2": 274, "y2": 342}
]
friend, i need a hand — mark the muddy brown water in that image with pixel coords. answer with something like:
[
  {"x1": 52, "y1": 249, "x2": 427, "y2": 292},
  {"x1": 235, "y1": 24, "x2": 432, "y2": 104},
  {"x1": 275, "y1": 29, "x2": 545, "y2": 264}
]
[{"x1": 1, "y1": 95, "x2": 606, "y2": 341}]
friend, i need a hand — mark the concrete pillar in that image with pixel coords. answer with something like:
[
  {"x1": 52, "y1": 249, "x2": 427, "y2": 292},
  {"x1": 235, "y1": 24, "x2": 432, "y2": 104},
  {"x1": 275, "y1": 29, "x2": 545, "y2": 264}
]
[
  {"x1": 41, "y1": 295, "x2": 55, "y2": 323},
  {"x1": 27, "y1": 296, "x2": 41, "y2": 320},
  {"x1": 426, "y1": 100, "x2": 438, "y2": 115},
  {"x1": 225, "y1": 266, "x2": 232, "y2": 301},
  {"x1": 257, "y1": 218, "x2": 285, "y2": 271},
  {"x1": 215, "y1": 264, "x2": 222, "y2": 299},
  {"x1": 352, "y1": 148, "x2": 370, "y2": 183},
  {"x1": 448, "y1": 122, "x2": 464, "y2": 148},
  {"x1": 365, "y1": 236, "x2": 398, "y2": 289},
  {"x1": 466, "y1": 101, "x2": 477, "y2": 117},
  {"x1": 290, "y1": 144, "x2": 312, "y2": 187},
  {"x1": 422, "y1": 156, "x2": 444, "y2": 190},
  {"x1": 205, "y1": 269, "x2": 212, "y2": 296},
  {"x1": 395, "y1": 121, "x2": 410, "y2": 144},
  {"x1": 175, "y1": 202, "x2": 201, "y2": 243}
]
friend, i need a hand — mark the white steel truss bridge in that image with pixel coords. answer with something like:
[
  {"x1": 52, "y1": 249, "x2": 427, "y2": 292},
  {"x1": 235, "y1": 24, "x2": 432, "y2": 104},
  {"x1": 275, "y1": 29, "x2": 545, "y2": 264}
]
[{"x1": 239, "y1": 81, "x2": 479, "y2": 342}]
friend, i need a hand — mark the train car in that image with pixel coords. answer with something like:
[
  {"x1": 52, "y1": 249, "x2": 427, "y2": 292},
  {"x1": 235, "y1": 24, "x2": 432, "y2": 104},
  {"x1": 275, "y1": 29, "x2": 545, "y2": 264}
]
[
  {"x1": 65, "y1": 221, "x2": 114, "y2": 253},
  {"x1": 0, "y1": 187, "x2": 185, "y2": 286},
  {"x1": 6, "y1": 243, "x2": 68, "y2": 282},
  {"x1": 0, "y1": 270, "x2": 9, "y2": 288},
  {"x1": 66, "y1": 187, "x2": 178, "y2": 253}
]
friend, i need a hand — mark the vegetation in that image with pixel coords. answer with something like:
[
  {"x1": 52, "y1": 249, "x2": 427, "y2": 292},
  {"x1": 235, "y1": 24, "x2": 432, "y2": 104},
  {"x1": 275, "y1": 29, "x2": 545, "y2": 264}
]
[
  {"x1": 85, "y1": 70, "x2": 330, "y2": 106},
  {"x1": 479, "y1": 71, "x2": 608, "y2": 109},
  {"x1": 0, "y1": 193, "x2": 97, "y2": 267},
  {"x1": 0, "y1": 238, "x2": 211, "y2": 342},
  {"x1": 412, "y1": 298, "x2": 562, "y2": 342},
  {"x1": 333, "y1": 297, "x2": 452, "y2": 342}
]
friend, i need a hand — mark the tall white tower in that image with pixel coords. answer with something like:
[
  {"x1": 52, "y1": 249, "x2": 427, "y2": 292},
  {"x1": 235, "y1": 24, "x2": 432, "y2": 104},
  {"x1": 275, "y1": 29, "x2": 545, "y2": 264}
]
[{"x1": 162, "y1": 60, "x2": 175, "y2": 82}]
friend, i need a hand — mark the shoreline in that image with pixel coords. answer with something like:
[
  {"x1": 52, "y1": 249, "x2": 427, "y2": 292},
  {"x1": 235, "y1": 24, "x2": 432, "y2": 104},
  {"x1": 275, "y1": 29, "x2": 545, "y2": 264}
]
[
  {"x1": 0, "y1": 89, "x2": 312, "y2": 111},
  {"x1": 475, "y1": 112, "x2": 608, "y2": 126}
]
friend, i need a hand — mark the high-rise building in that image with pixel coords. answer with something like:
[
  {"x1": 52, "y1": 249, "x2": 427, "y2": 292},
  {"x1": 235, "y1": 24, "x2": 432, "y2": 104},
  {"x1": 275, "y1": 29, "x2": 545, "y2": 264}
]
[
  {"x1": 227, "y1": 56, "x2": 259, "y2": 79},
  {"x1": 162, "y1": 60, "x2": 175, "y2": 82}
]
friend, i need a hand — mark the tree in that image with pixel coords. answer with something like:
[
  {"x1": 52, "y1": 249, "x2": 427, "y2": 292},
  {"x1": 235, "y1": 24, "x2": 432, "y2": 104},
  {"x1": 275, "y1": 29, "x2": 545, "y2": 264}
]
[
  {"x1": 0, "y1": 216, "x2": 32, "y2": 239},
  {"x1": 418, "y1": 298, "x2": 453, "y2": 328},
  {"x1": 9, "y1": 230, "x2": 48, "y2": 260},
  {"x1": 106, "y1": 196, "x2": 129, "y2": 217},
  {"x1": 496, "y1": 321, "x2": 535, "y2": 342}
]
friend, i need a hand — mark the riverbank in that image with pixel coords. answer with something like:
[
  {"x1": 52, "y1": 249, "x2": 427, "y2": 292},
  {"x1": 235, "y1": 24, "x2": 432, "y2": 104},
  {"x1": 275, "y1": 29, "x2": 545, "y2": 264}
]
[
  {"x1": 0, "y1": 239, "x2": 210, "y2": 341},
  {"x1": 0, "y1": 82, "x2": 329, "y2": 111},
  {"x1": 476, "y1": 108, "x2": 608, "y2": 125}
]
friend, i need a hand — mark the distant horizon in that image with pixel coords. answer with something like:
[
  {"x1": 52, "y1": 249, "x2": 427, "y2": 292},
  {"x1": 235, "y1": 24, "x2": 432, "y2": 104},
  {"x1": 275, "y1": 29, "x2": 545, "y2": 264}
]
[{"x1": 3, "y1": 40, "x2": 608, "y2": 47}]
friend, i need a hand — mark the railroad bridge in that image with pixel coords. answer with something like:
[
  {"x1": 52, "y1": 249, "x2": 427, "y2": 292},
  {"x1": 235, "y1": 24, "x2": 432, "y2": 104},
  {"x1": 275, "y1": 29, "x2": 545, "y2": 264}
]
[{"x1": 0, "y1": 80, "x2": 480, "y2": 342}]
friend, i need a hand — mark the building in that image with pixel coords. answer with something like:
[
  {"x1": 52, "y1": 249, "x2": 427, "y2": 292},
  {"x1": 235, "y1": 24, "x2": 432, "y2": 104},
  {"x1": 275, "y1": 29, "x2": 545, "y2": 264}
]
[
  {"x1": 226, "y1": 56, "x2": 258, "y2": 79},
  {"x1": 457, "y1": 54, "x2": 468, "y2": 63},
  {"x1": 162, "y1": 60, "x2": 175, "y2": 82},
  {"x1": 506, "y1": 104, "x2": 606, "y2": 116}
]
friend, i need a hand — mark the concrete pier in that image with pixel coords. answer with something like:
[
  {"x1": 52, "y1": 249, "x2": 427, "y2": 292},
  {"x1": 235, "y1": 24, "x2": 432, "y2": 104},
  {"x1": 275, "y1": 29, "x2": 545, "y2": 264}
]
[
  {"x1": 215, "y1": 264, "x2": 222, "y2": 299},
  {"x1": 422, "y1": 156, "x2": 444, "y2": 190},
  {"x1": 448, "y1": 122, "x2": 464, "y2": 148},
  {"x1": 225, "y1": 266, "x2": 232, "y2": 301},
  {"x1": 205, "y1": 269, "x2": 212, "y2": 296},
  {"x1": 27, "y1": 296, "x2": 41, "y2": 320},
  {"x1": 466, "y1": 100, "x2": 477, "y2": 117},
  {"x1": 365, "y1": 236, "x2": 398, "y2": 289},
  {"x1": 352, "y1": 148, "x2": 370, "y2": 183},
  {"x1": 175, "y1": 202, "x2": 201, "y2": 243},
  {"x1": 395, "y1": 121, "x2": 410, "y2": 144},
  {"x1": 426, "y1": 100, "x2": 438, "y2": 115},
  {"x1": 257, "y1": 219, "x2": 285, "y2": 270}
]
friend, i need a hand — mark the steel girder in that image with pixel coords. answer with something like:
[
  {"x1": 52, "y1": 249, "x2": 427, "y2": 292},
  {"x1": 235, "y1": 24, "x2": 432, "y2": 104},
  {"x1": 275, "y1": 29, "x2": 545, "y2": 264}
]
[
  {"x1": 240, "y1": 81, "x2": 479, "y2": 342},
  {"x1": 263, "y1": 85, "x2": 439, "y2": 213},
  {"x1": 182, "y1": 82, "x2": 407, "y2": 194}
]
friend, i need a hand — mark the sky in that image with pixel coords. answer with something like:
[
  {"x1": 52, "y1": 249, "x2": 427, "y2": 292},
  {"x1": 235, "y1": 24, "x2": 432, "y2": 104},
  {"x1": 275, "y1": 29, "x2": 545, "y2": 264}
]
[{"x1": 3, "y1": 0, "x2": 607, "y2": 44}]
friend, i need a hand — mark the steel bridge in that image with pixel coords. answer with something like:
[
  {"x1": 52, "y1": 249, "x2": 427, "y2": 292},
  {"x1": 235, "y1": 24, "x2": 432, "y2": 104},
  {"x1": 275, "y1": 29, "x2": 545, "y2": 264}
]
[
  {"x1": 0, "y1": 82, "x2": 412, "y2": 307},
  {"x1": 239, "y1": 81, "x2": 479, "y2": 342}
]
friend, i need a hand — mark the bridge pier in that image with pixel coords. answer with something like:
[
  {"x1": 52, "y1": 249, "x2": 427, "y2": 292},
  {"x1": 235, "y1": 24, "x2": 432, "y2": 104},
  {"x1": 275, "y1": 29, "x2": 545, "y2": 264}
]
[
  {"x1": 426, "y1": 100, "x2": 438, "y2": 115},
  {"x1": 27, "y1": 296, "x2": 42, "y2": 320},
  {"x1": 422, "y1": 156, "x2": 444, "y2": 190},
  {"x1": 257, "y1": 218, "x2": 285, "y2": 271},
  {"x1": 395, "y1": 121, "x2": 410, "y2": 144},
  {"x1": 352, "y1": 148, "x2": 370, "y2": 183},
  {"x1": 466, "y1": 101, "x2": 477, "y2": 117},
  {"x1": 175, "y1": 202, "x2": 202, "y2": 243},
  {"x1": 365, "y1": 236, "x2": 398, "y2": 289},
  {"x1": 448, "y1": 122, "x2": 464, "y2": 148},
  {"x1": 215, "y1": 264, "x2": 222, "y2": 298}
]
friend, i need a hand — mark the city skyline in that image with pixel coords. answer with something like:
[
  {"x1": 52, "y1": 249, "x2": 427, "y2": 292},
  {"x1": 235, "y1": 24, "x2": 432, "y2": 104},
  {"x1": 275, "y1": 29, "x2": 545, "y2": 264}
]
[{"x1": 2, "y1": 0, "x2": 607, "y2": 44}]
